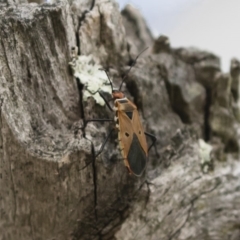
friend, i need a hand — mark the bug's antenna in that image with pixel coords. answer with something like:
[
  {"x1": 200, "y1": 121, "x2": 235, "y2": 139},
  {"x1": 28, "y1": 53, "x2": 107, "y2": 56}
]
[
  {"x1": 119, "y1": 47, "x2": 149, "y2": 91},
  {"x1": 99, "y1": 68, "x2": 113, "y2": 92}
]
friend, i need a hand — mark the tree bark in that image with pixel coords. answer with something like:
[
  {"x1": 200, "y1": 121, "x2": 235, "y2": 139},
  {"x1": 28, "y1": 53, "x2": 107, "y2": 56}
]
[{"x1": 0, "y1": 1, "x2": 240, "y2": 240}]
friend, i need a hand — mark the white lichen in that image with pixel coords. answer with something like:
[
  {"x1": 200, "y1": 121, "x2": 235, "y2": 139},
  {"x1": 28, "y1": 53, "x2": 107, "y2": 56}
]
[
  {"x1": 198, "y1": 139, "x2": 213, "y2": 173},
  {"x1": 69, "y1": 47, "x2": 112, "y2": 106}
]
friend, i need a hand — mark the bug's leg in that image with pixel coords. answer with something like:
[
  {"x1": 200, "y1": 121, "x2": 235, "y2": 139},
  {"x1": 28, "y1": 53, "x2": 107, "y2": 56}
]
[
  {"x1": 98, "y1": 91, "x2": 114, "y2": 112},
  {"x1": 95, "y1": 128, "x2": 115, "y2": 157},
  {"x1": 83, "y1": 89, "x2": 113, "y2": 111},
  {"x1": 81, "y1": 128, "x2": 114, "y2": 167},
  {"x1": 90, "y1": 89, "x2": 114, "y2": 111},
  {"x1": 137, "y1": 178, "x2": 156, "y2": 206},
  {"x1": 84, "y1": 118, "x2": 114, "y2": 128},
  {"x1": 85, "y1": 119, "x2": 114, "y2": 123},
  {"x1": 79, "y1": 128, "x2": 114, "y2": 171},
  {"x1": 83, "y1": 118, "x2": 114, "y2": 161},
  {"x1": 144, "y1": 132, "x2": 157, "y2": 151},
  {"x1": 89, "y1": 140, "x2": 98, "y2": 220}
]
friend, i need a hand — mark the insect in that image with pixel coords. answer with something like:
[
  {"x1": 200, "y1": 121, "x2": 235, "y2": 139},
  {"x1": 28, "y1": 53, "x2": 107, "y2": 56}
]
[{"x1": 86, "y1": 50, "x2": 157, "y2": 177}]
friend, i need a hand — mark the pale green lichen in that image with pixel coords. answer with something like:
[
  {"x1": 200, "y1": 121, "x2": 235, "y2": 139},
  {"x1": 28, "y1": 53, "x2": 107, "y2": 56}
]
[
  {"x1": 69, "y1": 48, "x2": 112, "y2": 106},
  {"x1": 198, "y1": 139, "x2": 214, "y2": 173}
]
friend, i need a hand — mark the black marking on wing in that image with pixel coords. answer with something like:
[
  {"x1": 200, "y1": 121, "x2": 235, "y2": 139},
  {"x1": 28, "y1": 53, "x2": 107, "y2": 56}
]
[
  {"x1": 127, "y1": 133, "x2": 147, "y2": 176},
  {"x1": 125, "y1": 111, "x2": 133, "y2": 120}
]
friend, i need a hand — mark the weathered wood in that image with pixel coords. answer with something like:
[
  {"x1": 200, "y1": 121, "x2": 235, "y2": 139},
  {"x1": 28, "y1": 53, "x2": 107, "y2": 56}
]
[
  {"x1": 116, "y1": 131, "x2": 240, "y2": 240},
  {"x1": 0, "y1": 1, "x2": 240, "y2": 240},
  {"x1": 0, "y1": 1, "x2": 144, "y2": 239},
  {"x1": 0, "y1": 2, "x2": 94, "y2": 239}
]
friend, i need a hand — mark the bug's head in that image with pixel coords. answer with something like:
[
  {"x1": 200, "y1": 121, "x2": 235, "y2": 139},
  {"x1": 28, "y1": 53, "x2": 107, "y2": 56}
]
[{"x1": 112, "y1": 89, "x2": 125, "y2": 99}]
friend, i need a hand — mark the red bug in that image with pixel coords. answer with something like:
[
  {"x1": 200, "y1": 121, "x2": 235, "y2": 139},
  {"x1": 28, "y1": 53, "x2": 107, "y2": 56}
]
[{"x1": 86, "y1": 50, "x2": 157, "y2": 176}]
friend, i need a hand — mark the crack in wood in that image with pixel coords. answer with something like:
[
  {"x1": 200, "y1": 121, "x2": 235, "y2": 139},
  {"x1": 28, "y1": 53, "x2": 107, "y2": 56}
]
[
  {"x1": 204, "y1": 87, "x2": 212, "y2": 141},
  {"x1": 71, "y1": 0, "x2": 99, "y2": 224},
  {"x1": 90, "y1": 140, "x2": 98, "y2": 221},
  {"x1": 168, "y1": 178, "x2": 221, "y2": 240},
  {"x1": 76, "y1": 0, "x2": 96, "y2": 55},
  {"x1": 168, "y1": 203, "x2": 193, "y2": 240}
]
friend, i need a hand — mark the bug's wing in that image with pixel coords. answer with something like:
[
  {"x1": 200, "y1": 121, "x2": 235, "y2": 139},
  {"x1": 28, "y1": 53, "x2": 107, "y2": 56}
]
[
  {"x1": 117, "y1": 111, "x2": 134, "y2": 159},
  {"x1": 126, "y1": 132, "x2": 148, "y2": 176},
  {"x1": 127, "y1": 110, "x2": 148, "y2": 176},
  {"x1": 131, "y1": 109, "x2": 148, "y2": 155},
  {"x1": 118, "y1": 109, "x2": 148, "y2": 176}
]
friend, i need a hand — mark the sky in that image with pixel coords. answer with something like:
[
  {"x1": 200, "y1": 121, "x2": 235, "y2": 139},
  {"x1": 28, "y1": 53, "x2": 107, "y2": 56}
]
[{"x1": 117, "y1": 0, "x2": 240, "y2": 72}]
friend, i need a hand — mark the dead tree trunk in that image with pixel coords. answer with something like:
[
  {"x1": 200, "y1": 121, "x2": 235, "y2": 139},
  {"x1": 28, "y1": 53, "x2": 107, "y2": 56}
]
[{"x1": 0, "y1": 1, "x2": 240, "y2": 240}]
